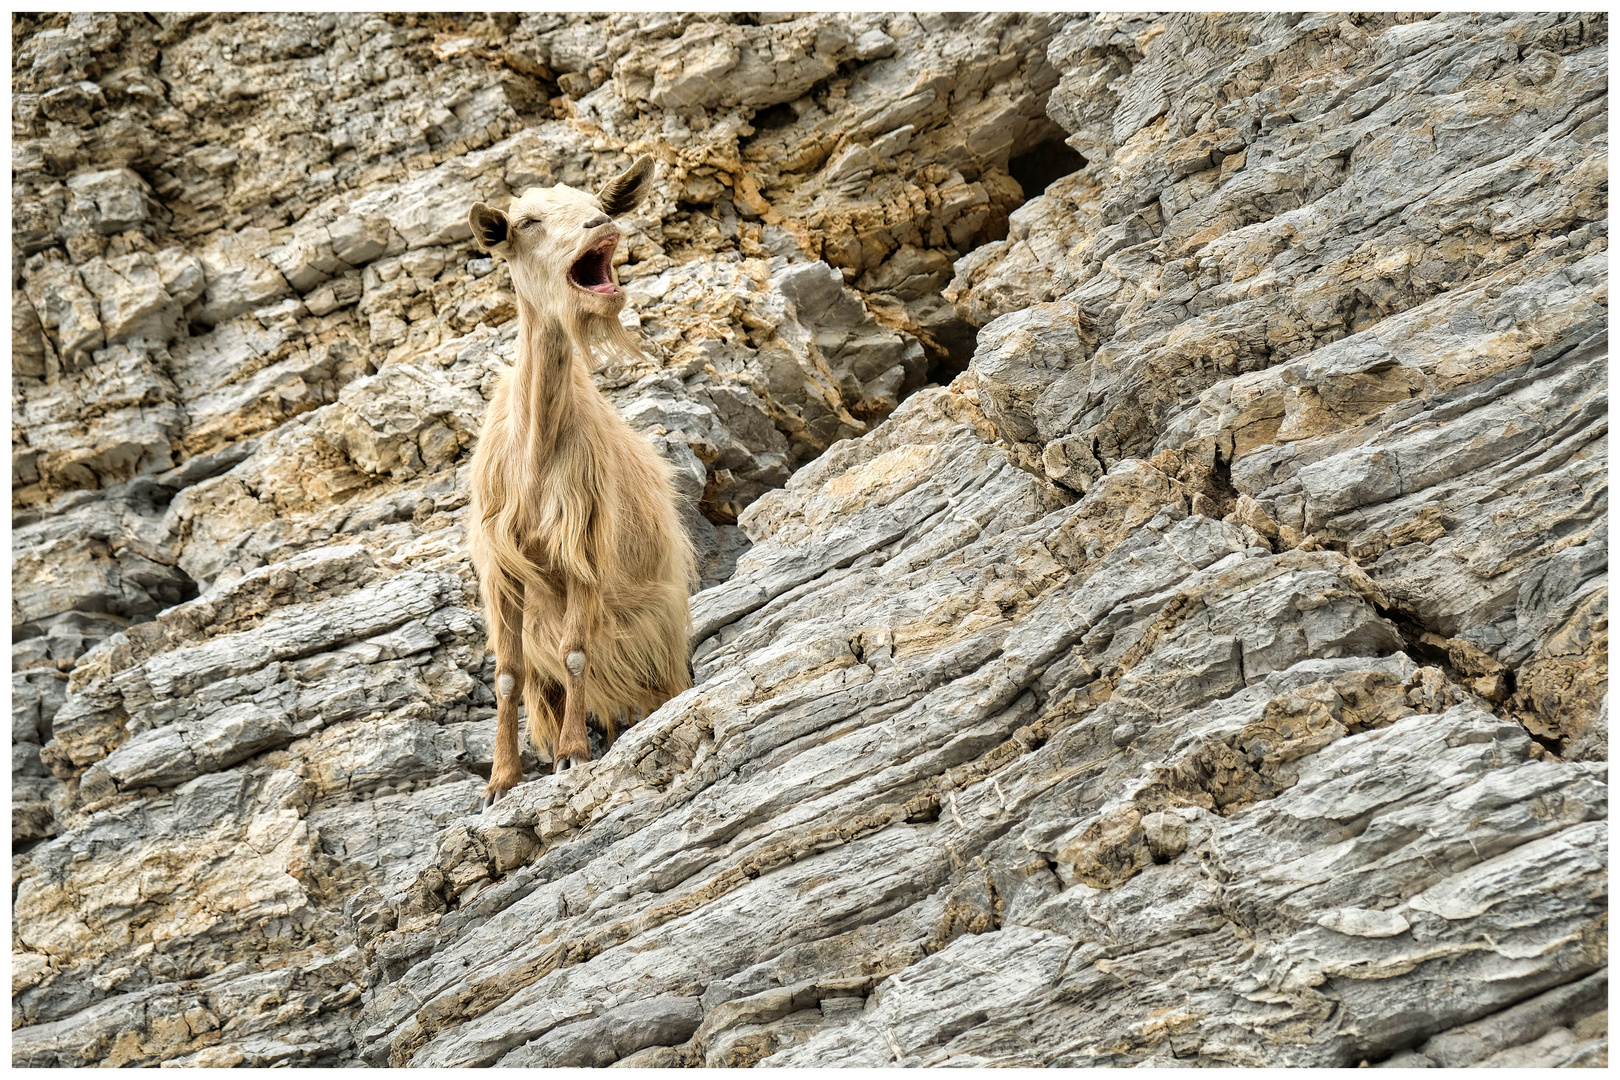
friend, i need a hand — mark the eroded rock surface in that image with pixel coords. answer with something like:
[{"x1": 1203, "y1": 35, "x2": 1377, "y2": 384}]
[{"x1": 12, "y1": 11, "x2": 1607, "y2": 1069}]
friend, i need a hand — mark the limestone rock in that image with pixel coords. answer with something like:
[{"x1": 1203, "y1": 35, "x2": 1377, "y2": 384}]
[
  {"x1": 193, "y1": 228, "x2": 294, "y2": 327},
  {"x1": 11, "y1": 10, "x2": 1606, "y2": 1069}
]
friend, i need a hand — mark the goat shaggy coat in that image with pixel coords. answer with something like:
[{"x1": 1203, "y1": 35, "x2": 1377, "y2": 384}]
[{"x1": 466, "y1": 156, "x2": 694, "y2": 803}]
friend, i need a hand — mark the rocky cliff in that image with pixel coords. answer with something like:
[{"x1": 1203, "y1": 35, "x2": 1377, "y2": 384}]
[{"x1": 11, "y1": 11, "x2": 1608, "y2": 1068}]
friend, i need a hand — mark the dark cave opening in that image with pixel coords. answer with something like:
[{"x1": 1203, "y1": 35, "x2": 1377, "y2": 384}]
[
  {"x1": 920, "y1": 317, "x2": 982, "y2": 387},
  {"x1": 750, "y1": 102, "x2": 798, "y2": 131},
  {"x1": 907, "y1": 139, "x2": 1088, "y2": 387},
  {"x1": 1008, "y1": 138, "x2": 1087, "y2": 198}
]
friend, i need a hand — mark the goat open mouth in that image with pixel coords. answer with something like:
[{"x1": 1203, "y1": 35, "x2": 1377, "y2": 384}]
[{"x1": 567, "y1": 238, "x2": 619, "y2": 294}]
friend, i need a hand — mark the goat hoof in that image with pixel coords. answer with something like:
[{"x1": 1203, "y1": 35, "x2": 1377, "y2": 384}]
[
  {"x1": 479, "y1": 790, "x2": 502, "y2": 814},
  {"x1": 554, "y1": 755, "x2": 588, "y2": 774}
]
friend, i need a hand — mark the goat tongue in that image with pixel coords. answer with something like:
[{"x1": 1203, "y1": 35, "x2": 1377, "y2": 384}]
[{"x1": 570, "y1": 242, "x2": 618, "y2": 293}]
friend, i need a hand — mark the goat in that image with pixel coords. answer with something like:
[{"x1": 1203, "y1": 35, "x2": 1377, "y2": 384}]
[{"x1": 465, "y1": 155, "x2": 694, "y2": 809}]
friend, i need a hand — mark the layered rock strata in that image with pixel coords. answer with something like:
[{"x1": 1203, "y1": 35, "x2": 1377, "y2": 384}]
[{"x1": 12, "y1": 11, "x2": 1607, "y2": 1069}]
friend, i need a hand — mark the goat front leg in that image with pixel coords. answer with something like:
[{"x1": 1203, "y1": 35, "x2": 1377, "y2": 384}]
[
  {"x1": 482, "y1": 578, "x2": 527, "y2": 811},
  {"x1": 554, "y1": 585, "x2": 595, "y2": 773}
]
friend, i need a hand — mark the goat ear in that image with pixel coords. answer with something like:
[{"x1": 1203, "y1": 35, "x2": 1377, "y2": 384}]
[
  {"x1": 597, "y1": 154, "x2": 655, "y2": 217},
  {"x1": 468, "y1": 203, "x2": 509, "y2": 252}
]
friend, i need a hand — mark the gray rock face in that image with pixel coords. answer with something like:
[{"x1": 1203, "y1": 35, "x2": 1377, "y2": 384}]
[{"x1": 11, "y1": 10, "x2": 1607, "y2": 1069}]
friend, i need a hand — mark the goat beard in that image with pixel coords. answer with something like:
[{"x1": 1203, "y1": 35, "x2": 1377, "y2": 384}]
[
  {"x1": 567, "y1": 305, "x2": 645, "y2": 373},
  {"x1": 513, "y1": 269, "x2": 646, "y2": 374}
]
